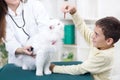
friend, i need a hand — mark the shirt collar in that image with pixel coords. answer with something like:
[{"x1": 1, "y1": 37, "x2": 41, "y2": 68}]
[
  {"x1": 100, "y1": 46, "x2": 114, "y2": 52},
  {"x1": 8, "y1": 2, "x2": 23, "y2": 16},
  {"x1": 94, "y1": 46, "x2": 114, "y2": 55}
]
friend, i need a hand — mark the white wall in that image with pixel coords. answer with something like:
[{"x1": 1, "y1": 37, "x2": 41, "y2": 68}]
[
  {"x1": 40, "y1": 0, "x2": 120, "y2": 20},
  {"x1": 77, "y1": 0, "x2": 98, "y2": 20},
  {"x1": 98, "y1": 0, "x2": 120, "y2": 19},
  {"x1": 39, "y1": 0, "x2": 58, "y2": 18},
  {"x1": 40, "y1": 0, "x2": 76, "y2": 19}
]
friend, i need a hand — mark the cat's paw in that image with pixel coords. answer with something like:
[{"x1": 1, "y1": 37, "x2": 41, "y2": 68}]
[
  {"x1": 44, "y1": 70, "x2": 51, "y2": 75},
  {"x1": 36, "y1": 71, "x2": 43, "y2": 76},
  {"x1": 22, "y1": 65, "x2": 29, "y2": 70}
]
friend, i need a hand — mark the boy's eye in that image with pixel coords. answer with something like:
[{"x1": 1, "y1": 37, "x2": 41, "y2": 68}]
[
  {"x1": 95, "y1": 32, "x2": 99, "y2": 37},
  {"x1": 94, "y1": 32, "x2": 97, "y2": 35}
]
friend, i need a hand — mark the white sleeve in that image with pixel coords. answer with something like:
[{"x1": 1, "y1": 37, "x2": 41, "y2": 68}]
[
  {"x1": 5, "y1": 26, "x2": 22, "y2": 63},
  {"x1": 32, "y1": 0, "x2": 50, "y2": 30},
  {"x1": 53, "y1": 55, "x2": 109, "y2": 75},
  {"x1": 72, "y1": 12, "x2": 93, "y2": 46}
]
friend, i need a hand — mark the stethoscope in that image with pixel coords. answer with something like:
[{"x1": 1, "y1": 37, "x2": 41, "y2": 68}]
[{"x1": 8, "y1": 8, "x2": 30, "y2": 40}]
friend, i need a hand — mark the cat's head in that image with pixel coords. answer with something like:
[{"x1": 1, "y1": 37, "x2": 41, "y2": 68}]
[
  {"x1": 49, "y1": 19, "x2": 64, "y2": 32},
  {"x1": 48, "y1": 19, "x2": 64, "y2": 39}
]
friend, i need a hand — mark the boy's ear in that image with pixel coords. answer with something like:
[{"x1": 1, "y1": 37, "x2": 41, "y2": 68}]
[{"x1": 106, "y1": 38, "x2": 113, "y2": 45}]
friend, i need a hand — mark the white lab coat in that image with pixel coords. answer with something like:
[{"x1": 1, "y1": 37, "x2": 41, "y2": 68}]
[{"x1": 5, "y1": 0, "x2": 50, "y2": 63}]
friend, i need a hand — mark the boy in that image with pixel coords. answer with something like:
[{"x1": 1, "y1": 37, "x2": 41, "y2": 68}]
[{"x1": 49, "y1": 4, "x2": 120, "y2": 80}]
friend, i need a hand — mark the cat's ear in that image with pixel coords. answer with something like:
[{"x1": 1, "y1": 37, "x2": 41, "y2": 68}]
[{"x1": 49, "y1": 25, "x2": 54, "y2": 30}]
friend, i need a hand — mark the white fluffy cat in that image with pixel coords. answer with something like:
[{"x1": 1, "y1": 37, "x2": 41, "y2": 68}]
[{"x1": 14, "y1": 19, "x2": 64, "y2": 76}]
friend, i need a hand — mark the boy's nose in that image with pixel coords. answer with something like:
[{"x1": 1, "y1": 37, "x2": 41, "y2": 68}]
[{"x1": 92, "y1": 34, "x2": 96, "y2": 40}]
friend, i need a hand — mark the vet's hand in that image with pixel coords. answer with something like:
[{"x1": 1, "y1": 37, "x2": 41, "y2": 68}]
[
  {"x1": 61, "y1": 3, "x2": 77, "y2": 15},
  {"x1": 15, "y1": 46, "x2": 35, "y2": 57},
  {"x1": 49, "y1": 64, "x2": 55, "y2": 72}
]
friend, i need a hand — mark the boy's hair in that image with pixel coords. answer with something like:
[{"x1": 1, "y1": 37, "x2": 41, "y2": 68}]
[{"x1": 95, "y1": 17, "x2": 120, "y2": 43}]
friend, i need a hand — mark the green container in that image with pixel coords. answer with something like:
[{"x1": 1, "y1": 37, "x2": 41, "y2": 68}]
[{"x1": 64, "y1": 24, "x2": 75, "y2": 44}]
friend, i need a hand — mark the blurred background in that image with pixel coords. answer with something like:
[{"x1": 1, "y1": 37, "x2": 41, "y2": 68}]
[
  {"x1": 0, "y1": 0, "x2": 120, "y2": 68},
  {"x1": 40, "y1": 0, "x2": 120, "y2": 61}
]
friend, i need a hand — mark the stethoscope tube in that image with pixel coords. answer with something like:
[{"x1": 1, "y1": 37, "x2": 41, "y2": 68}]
[{"x1": 8, "y1": 9, "x2": 30, "y2": 40}]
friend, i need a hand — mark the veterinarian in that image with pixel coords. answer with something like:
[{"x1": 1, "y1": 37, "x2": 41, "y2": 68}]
[
  {"x1": 0, "y1": 0, "x2": 50, "y2": 64},
  {"x1": 50, "y1": 3, "x2": 120, "y2": 80}
]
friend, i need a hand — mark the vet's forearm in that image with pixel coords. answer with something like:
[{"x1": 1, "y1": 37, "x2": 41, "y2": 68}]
[{"x1": 15, "y1": 48, "x2": 24, "y2": 55}]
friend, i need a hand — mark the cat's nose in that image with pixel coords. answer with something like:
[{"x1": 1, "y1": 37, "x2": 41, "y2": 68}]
[{"x1": 51, "y1": 40, "x2": 56, "y2": 45}]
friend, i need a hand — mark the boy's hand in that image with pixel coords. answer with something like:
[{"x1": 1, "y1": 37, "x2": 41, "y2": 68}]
[
  {"x1": 61, "y1": 3, "x2": 77, "y2": 15},
  {"x1": 49, "y1": 64, "x2": 55, "y2": 72}
]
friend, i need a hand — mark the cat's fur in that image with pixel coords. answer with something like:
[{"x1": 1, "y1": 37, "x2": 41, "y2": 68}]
[{"x1": 14, "y1": 19, "x2": 64, "y2": 76}]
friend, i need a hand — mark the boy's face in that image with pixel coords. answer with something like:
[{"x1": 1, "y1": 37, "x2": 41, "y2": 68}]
[{"x1": 92, "y1": 25, "x2": 112, "y2": 50}]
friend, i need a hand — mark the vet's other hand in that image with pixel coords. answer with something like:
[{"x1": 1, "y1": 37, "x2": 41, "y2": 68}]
[
  {"x1": 61, "y1": 3, "x2": 77, "y2": 15},
  {"x1": 15, "y1": 46, "x2": 35, "y2": 57},
  {"x1": 49, "y1": 64, "x2": 55, "y2": 72}
]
